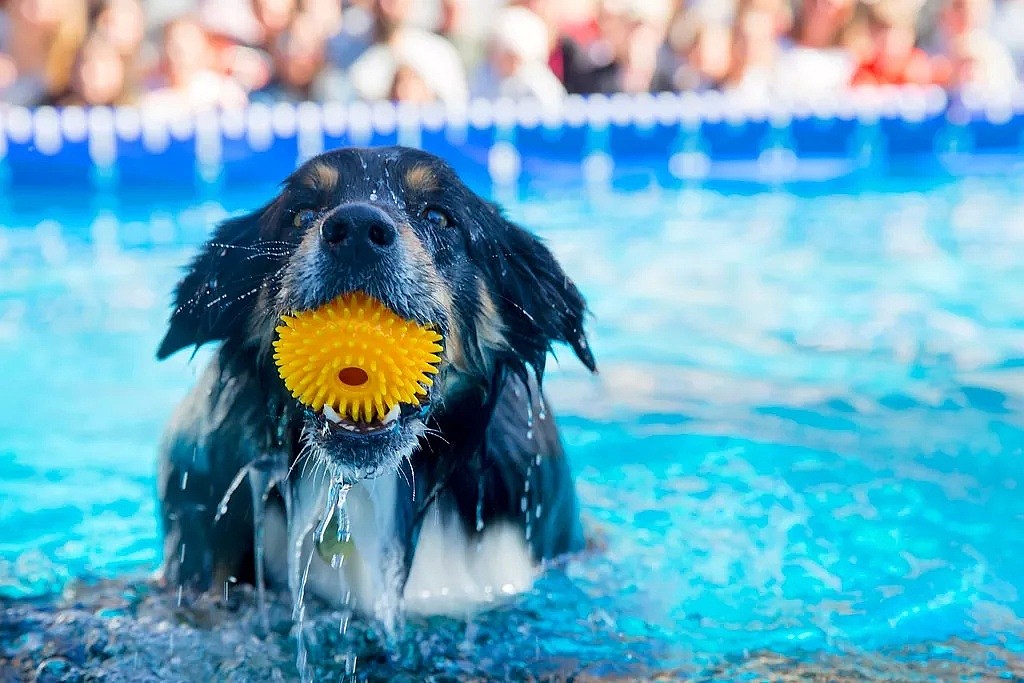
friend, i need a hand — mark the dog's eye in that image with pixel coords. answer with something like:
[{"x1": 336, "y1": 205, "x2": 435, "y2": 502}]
[
  {"x1": 293, "y1": 209, "x2": 316, "y2": 229},
  {"x1": 421, "y1": 207, "x2": 452, "y2": 229}
]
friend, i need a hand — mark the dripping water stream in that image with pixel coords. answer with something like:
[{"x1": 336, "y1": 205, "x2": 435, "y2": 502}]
[
  {"x1": 291, "y1": 478, "x2": 352, "y2": 683},
  {"x1": 212, "y1": 455, "x2": 289, "y2": 634}
]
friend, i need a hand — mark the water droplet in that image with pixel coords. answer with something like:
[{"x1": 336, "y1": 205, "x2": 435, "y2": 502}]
[
  {"x1": 179, "y1": 471, "x2": 189, "y2": 490},
  {"x1": 293, "y1": 550, "x2": 316, "y2": 683},
  {"x1": 475, "y1": 477, "x2": 485, "y2": 532}
]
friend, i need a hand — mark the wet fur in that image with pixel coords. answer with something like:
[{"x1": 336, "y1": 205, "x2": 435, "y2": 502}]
[{"x1": 157, "y1": 147, "x2": 595, "y2": 608}]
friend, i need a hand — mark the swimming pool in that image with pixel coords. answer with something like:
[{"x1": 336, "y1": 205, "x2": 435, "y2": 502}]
[{"x1": 1, "y1": 158, "x2": 1022, "y2": 678}]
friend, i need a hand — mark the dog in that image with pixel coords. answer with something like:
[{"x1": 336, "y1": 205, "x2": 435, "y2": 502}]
[{"x1": 156, "y1": 146, "x2": 595, "y2": 620}]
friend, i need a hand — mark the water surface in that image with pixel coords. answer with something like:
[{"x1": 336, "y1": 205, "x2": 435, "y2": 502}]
[{"x1": 1, "y1": 173, "x2": 1022, "y2": 674}]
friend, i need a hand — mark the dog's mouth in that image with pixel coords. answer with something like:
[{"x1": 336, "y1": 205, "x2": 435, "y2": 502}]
[
  {"x1": 300, "y1": 388, "x2": 434, "y2": 479},
  {"x1": 316, "y1": 399, "x2": 429, "y2": 436}
]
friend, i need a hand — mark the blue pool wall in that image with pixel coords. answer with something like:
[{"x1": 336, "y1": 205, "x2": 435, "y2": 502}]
[{"x1": 1, "y1": 86, "x2": 1023, "y2": 192}]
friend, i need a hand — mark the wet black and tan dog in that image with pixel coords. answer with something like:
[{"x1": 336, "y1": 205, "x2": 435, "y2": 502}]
[{"x1": 157, "y1": 146, "x2": 595, "y2": 618}]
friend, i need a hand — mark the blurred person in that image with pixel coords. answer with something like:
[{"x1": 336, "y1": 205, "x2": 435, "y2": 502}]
[
  {"x1": 300, "y1": 0, "x2": 342, "y2": 37},
  {"x1": 794, "y1": 0, "x2": 858, "y2": 49},
  {"x1": 579, "y1": 0, "x2": 674, "y2": 94},
  {"x1": 944, "y1": 31, "x2": 1019, "y2": 91},
  {"x1": 89, "y1": 0, "x2": 145, "y2": 101},
  {"x1": 324, "y1": 0, "x2": 381, "y2": 69},
  {"x1": 0, "y1": 0, "x2": 88, "y2": 105},
  {"x1": 437, "y1": 0, "x2": 481, "y2": 66},
  {"x1": 723, "y1": 0, "x2": 791, "y2": 100},
  {"x1": 471, "y1": 6, "x2": 566, "y2": 106},
  {"x1": 251, "y1": 0, "x2": 297, "y2": 47},
  {"x1": 0, "y1": 6, "x2": 16, "y2": 95},
  {"x1": 509, "y1": 0, "x2": 599, "y2": 94},
  {"x1": 850, "y1": 0, "x2": 943, "y2": 86},
  {"x1": 195, "y1": 0, "x2": 266, "y2": 92},
  {"x1": 0, "y1": 52, "x2": 16, "y2": 94},
  {"x1": 346, "y1": 0, "x2": 468, "y2": 106},
  {"x1": 774, "y1": 0, "x2": 859, "y2": 95},
  {"x1": 388, "y1": 61, "x2": 437, "y2": 103},
  {"x1": 253, "y1": 10, "x2": 348, "y2": 102},
  {"x1": 617, "y1": 2, "x2": 674, "y2": 93},
  {"x1": 991, "y1": 0, "x2": 1024, "y2": 73},
  {"x1": 211, "y1": 37, "x2": 274, "y2": 95},
  {"x1": 91, "y1": 0, "x2": 145, "y2": 60},
  {"x1": 437, "y1": 0, "x2": 464, "y2": 37},
  {"x1": 936, "y1": 0, "x2": 1017, "y2": 91},
  {"x1": 60, "y1": 32, "x2": 132, "y2": 105},
  {"x1": 665, "y1": 9, "x2": 732, "y2": 91},
  {"x1": 143, "y1": 16, "x2": 247, "y2": 110}
]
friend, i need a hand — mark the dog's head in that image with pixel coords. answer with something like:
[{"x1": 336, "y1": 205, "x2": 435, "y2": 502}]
[{"x1": 158, "y1": 146, "x2": 595, "y2": 480}]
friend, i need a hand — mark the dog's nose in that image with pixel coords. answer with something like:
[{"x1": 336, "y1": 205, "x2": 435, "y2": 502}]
[{"x1": 320, "y1": 203, "x2": 398, "y2": 252}]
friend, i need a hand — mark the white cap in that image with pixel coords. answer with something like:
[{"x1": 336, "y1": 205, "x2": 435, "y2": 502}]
[{"x1": 491, "y1": 7, "x2": 550, "y2": 63}]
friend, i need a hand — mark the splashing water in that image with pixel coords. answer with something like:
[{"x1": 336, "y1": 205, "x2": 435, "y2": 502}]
[
  {"x1": 525, "y1": 399, "x2": 534, "y2": 441},
  {"x1": 249, "y1": 457, "x2": 290, "y2": 634},
  {"x1": 293, "y1": 478, "x2": 352, "y2": 682},
  {"x1": 290, "y1": 508, "x2": 318, "y2": 683},
  {"x1": 211, "y1": 455, "x2": 289, "y2": 633},
  {"x1": 523, "y1": 461, "x2": 534, "y2": 542},
  {"x1": 475, "y1": 476, "x2": 485, "y2": 534}
]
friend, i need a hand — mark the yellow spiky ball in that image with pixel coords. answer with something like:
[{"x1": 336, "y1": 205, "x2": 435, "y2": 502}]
[{"x1": 273, "y1": 292, "x2": 443, "y2": 423}]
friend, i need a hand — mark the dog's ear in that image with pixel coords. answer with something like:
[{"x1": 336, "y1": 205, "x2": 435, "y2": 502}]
[
  {"x1": 157, "y1": 208, "x2": 272, "y2": 359},
  {"x1": 481, "y1": 214, "x2": 596, "y2": 377}
]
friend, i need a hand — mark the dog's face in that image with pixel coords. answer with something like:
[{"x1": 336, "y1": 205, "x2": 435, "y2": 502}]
[{"x1": 158, "y1": 147, "x2": 595, "y2": 479}]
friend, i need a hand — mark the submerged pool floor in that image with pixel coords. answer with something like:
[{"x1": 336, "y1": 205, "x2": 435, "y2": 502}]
[{"x1": 1, "y1": 173, "x2": 1023, "y2": 678}]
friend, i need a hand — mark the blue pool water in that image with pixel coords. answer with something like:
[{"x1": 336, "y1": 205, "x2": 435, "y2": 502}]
[{"x1": 1, "y1": 172, "x2": 1023, "y2": 674}]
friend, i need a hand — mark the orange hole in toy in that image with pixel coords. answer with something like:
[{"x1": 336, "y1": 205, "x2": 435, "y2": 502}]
[{"x1": 338, "y1": 367, "x2": 369, "y2": 387}]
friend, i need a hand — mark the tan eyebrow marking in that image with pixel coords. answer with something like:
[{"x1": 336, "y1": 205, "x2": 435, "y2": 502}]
[
  {"x1": 301, "y1": 162, "x2": 340, "y2": 191},
  {"x1": 404, "y1": 165, "x2": 439, "y2": 193}
]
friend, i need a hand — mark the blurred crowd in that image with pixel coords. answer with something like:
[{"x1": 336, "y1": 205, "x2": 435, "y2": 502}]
[{"x1": 0, "y1": 0, "x2": 1021, "y2": 110}]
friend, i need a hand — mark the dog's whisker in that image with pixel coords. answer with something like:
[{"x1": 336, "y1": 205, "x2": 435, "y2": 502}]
[
  {"x1": 395, "y1": 455, "x2": 412, "y2": 491},
  {"x1": 496, "y1": 293, "x2": 539, "y2": 324},
  {"x1": 420, "y1": 427, "x2": 451, "y2": 447},
  {"x1": 242, "y1": 253, "x2": 289, "y2": 263},
  {"x1": 209, "y1": 241, "x2": 299, "y2": 251}
]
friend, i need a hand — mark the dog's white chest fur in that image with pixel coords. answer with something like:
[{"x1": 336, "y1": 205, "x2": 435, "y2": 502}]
[{"x1": 264, "y1": 469, "x2": 536, "y2": 618}]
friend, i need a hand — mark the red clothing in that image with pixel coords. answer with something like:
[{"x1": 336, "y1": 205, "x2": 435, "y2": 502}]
[{"x1": 851, "y1": 48, "x2": 946, "y2": 86}]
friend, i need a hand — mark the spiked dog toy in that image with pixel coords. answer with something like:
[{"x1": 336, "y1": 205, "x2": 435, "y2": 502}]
[{"x1": 273, "y1": 292, "x2": 443, "y2": 423}]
